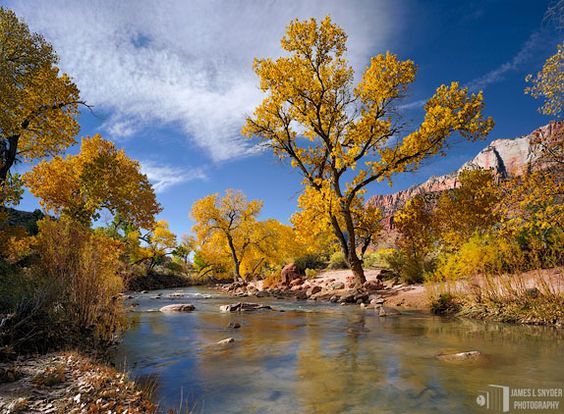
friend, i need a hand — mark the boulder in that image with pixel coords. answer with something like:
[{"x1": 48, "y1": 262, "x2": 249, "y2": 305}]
[
  {"x1": 280, "y1": 263, "x2": 300, "y2": 285},
  {"x1": 217, "y1": 337, "x2": 235, "y2": 345},
  {"x1": 289, "y1": 277, "x2": 303, "y2": 287},
  {"x1": 331, "y1": 282, "x2": 345, "y2": 290},
  {"x1": 219, "y1": 302, "x2": 272, "y2": 312},
  {"x1": 329, "y1": 295, "x2": 339, "y2": 303},
  {"x1": 370, "y1": 297, "x2": 385, "y2": 306},
  {"x1": 227, "y1": 321, "x2": 241, "y2": 329},
  {"x1": 307, "y1": 285, "x2": 322, "y2": 296},
  {"x1": 363, "y1": 280, "x2": 384, "y2": 291},
  {"x1": 295, "y1": 291, "x2": 308, "y2": 300},
  {"x1": 159, "y1": 304, "x2": 195, "y2": 312}
]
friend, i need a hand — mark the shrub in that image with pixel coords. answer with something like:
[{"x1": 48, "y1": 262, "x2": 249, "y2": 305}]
[
  {"x1": 328, "y1": 251, "x2": 348, "y2": 269},
  {"x1": 0, "y1": 218, "x2": 126, "y2": 354},
  {"x1": 363, "y1": 248, "x2": 395, "y2": 268},
  {"x1": 431, "y1": 293, "x2": 461, "y2": 315},
  {"x1": 385, "y1": 249, "x2": 430, "y2": 284},
  {"x1": 294, "y1": 253, "x2": 326, "y2": 274},
  {"x1": 304, "y1": 268, "x2": 319, "y2": 278}
]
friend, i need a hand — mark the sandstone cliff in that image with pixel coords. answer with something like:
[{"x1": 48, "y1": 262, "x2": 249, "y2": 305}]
[{"x1": 370, "y1": 123, "x2": 559, "y2": 217}]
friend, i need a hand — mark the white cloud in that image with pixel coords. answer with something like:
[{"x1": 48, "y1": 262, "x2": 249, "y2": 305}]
[
  {"x1": 8, "y1": 0, "x2": 399, "y2": 161},
  {"x1": 141, "y1": 161, "x2": 207, "y2": 193}
]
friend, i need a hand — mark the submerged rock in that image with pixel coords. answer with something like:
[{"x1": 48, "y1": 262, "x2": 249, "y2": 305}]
[
  {"x1": 227, "y1": 322, "x2": 241, "y2": 329},
  {"x1": 437, "y1": 351, "x2": 483, "y2": 362},
  {"x1": 159, "y1": 304, "x2": 196, "y2": 312},
  {"x1": 378, "y1": 306, "x2": 401, "y2": 317},
  {"x1": 219, "y1": 302, "x2": 272, "y2": 312},
  {"x1": 217, "y1": 337, "x2": 235, "y2": 345}
]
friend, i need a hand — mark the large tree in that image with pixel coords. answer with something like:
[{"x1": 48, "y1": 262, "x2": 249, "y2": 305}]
[
  {"x1": 0, "y1": 7, "x2": 81, "y2": 203},
  {"x1": 243, "y1": 16, "x2": 493, "y2": 284},
  {"x1": 23, "y1": 134, "x2": 161, "y2": 229}
]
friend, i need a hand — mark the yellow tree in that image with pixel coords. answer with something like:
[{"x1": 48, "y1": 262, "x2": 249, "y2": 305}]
[
  {"x1": 191, "y1": 190, "x2": 263, "y2": 281},
  {"x1": 0, "y1": 7, "x2": 81, "y2": 203},
  {"x1": 433, "y1": 169, "x2": 501, "y2": 251},
  {"x1": 525, "y1": 42, "x2": 563, "y2": 117},
  {"x1": 243, "y1": 16, "x2": 493, "y2": 283},
  {"x1": 138, "y1": 220, "x2": 178, "y2": 270},
  {"x1": 23, "y1": 134, "x2": 161, "y2": 228}
]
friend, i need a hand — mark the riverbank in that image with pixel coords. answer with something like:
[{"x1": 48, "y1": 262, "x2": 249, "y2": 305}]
[
  {"x1": 218, "y1": 267, "x2": 564, "y2": 325},
  {"x1": 0, "y1": 352, "x2": 156, "y2": 413}
]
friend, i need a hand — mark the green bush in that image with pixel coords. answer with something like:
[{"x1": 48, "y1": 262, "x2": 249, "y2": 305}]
[
  {"x1": 328, "y1": 251, "x2": 348, "y2": 269},
  {"x1": 305, "y1": 268, "x2": 319, "y2": 278},
  {"x1": 385, "y1": 249, "x2": 430, "y2": 284},
  {"x1": 294, "y1": 253, "x2": 326, "y2": 274},
  {"x1": 431, "y1": 293, "x2": 461, "y2": 315},
  {"x1": 363, "y1": 248, "x2": 395, "y2": 268}
]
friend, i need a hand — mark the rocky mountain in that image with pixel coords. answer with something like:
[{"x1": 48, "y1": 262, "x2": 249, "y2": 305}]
[{"x1": 370, "y1": 122, "x2": 560, "y2": 218}]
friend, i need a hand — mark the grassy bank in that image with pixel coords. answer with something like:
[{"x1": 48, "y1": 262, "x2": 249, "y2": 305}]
[{"x1": 429, "y1": 268, "x2": 564, "y2": 326}]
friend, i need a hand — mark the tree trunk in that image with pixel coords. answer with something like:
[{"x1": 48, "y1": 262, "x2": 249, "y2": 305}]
[
  {"x1": 0, "y1": 135, "x2": 19, "y2": 191},
  {"x1": 348, "y1": 250, "x2": 366, "y2": 285},
  {"x1": 226, "y1": 235, "x2": 241, "y2": 282},
  {"x1": 341, "y1": 203, "x2": 366, "y2": 285}
]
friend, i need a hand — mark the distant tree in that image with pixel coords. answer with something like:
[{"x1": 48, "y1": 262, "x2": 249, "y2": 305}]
[
  {"x1": 23, "y1": 134, "x2": 161, "y2": 228},
  {"x1": 433, "y1": 169, "x2": 501, "y2": 250},
  {"x1": 243, "y1": 16, "x2": 494, "y2": 283},
  {"x1": 0, "y1": 7, "x2": 81, "y2": 204},
  {"x1": 191, "y1": 190, "x2": 263, "y2": 281},
  {"x1": 138, "y1": 220, "x2": 177, "y2": 270}
]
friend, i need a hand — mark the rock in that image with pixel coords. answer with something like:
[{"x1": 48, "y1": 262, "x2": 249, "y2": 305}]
[
  {"x1": 290, "y1": 277, "x2": 303, "y2": 287},
  {"x1": 307, "y1": 285, "x2": 322, "y2": 296},
  {"x1": 227, "y1": 322, "x2": 241, "y2": 329},
  {"x1": 329, "y1": 295, "x2": 339, "y2": 303},
  {"x1": 437, "y1": 351, "x2": 483, "y2": 362},
  {"x1": 371, "y1": 124, "x2": 554, "y2": 229},
  {"x1": 331, "y1": 282, "x2": 345, "y2": 290},
  {"x1": 160, "y1": 304, "x2": 196, "y2": 312},
  {"x1": 219, "y1": 302, "x2": 272, "y2": 312},
  {"x1": 353, "y1": 292, "x2": 369, "y2": 303},
  {"x1": 140, "y1": 290, "x2": 149, "y2": 294},
  {"x1": 378, "y1": 306, "x2": 401, "y2": 317},
  {"x1": 363, "y1": 280, "x2": 384, "y2": 291},
  {"x1": 370, "y1": 297, "x2": 385, "y2": 305},
  {"x1": 217, "y1": 337, "x2": 235, "y2": 345},
  {"x1": 280, "y1": 263, "x2": 300, "y2": 286},
  {"x1": 295, "y1": 291, "x2": 308, "y2": 300}
]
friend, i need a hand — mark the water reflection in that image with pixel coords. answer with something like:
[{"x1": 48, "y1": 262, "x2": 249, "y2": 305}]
[{"x1": 114, "y1": 288, "x2": 564, "y2": 413}]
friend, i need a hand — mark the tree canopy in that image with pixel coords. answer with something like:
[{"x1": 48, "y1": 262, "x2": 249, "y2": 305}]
[
  {"x1": 243, "y1": 16, "x2": 494, "y2": 283},
  {"x1": 0, "y1": 7, "x2": 81, "y2": 204}
]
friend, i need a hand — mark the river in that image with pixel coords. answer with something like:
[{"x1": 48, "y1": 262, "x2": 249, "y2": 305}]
[{"x1": 114, "y1": 287, "x2": 564, "y2": 413}]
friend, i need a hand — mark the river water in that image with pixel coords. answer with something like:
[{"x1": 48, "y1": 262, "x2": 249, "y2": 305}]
[{"x1": 114, "y1": 287, "x2": 563, "y2": 413}]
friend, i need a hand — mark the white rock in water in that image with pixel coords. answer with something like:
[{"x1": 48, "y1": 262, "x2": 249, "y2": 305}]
[
  {"x1": 159, "y1": 304, "x2": 195, "y2": 312},
  {"x1": 217, "y1": 337, "x2": 235, "y2": 345}
]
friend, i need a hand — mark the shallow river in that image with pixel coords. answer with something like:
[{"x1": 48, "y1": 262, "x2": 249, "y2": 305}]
[{"x1": 114, "y1": 287, "x2": 564, "y2": 413}]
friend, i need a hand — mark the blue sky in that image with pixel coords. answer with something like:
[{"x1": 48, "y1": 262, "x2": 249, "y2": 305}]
[{"x1": 6, "y1": 0, "x2": 561, "y2": 238}]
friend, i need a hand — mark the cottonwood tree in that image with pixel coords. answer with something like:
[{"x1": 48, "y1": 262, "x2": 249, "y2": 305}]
[
  {"x1": 291, "y1": 185, "x2": 382, "y2": 261},
  {"x1": 137, "y1": 220, "x2": 177, "y2": 270},
  {"x1": 24, "y1": 134, "x2": 161, "y2": 228},
  {"x1": 243, "y1": 16, "x2": 494, "y2": 283},
  {"x1": 525, "y1": 42, "x2": 563, "y2": 117},
  {"x1": 191, "y1": 190, "x2": 263, "y2": 281},
  {"x1": 0, "y1": 7, "x2": 81, "y2": 204}
]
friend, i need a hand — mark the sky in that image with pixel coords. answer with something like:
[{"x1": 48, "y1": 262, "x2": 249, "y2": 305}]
[{"x1": 5, "y1": 0, "x2": 562, "y2": 238}]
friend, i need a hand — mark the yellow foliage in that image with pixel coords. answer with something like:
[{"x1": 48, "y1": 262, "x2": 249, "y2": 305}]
[
  {"x1": 0, "y1": 8, "x2": 80, "y2": 203},
  {"x1": 525, "y1": 42, "x2": 563, "y2": 116},
  {"x1": 243, "y1": 16, "x2": 493, "y2": 282},
  {"x1": 24, "y1": 134, "x2": 161, "y2": 228},
  {"x1": 34, "y1": 217, "x2": 125, "y2": 342},
  {"x1": 433, "y1": 169, "x2": 501, "y2": 250}
]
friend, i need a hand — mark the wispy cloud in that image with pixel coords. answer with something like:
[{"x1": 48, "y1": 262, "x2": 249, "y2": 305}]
[
  {"x1": 141, "y1": 161, "x2": 207, "y2": 193},
  {"x1": 8, "y1": 0, "x2": 399, "y2": 161},
  {"x1": 466, "y1": 31, "x2": 546, "y2": 91},
  {"x1": 399, "y1": 30, "x2": 550, "y2": 111}
]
